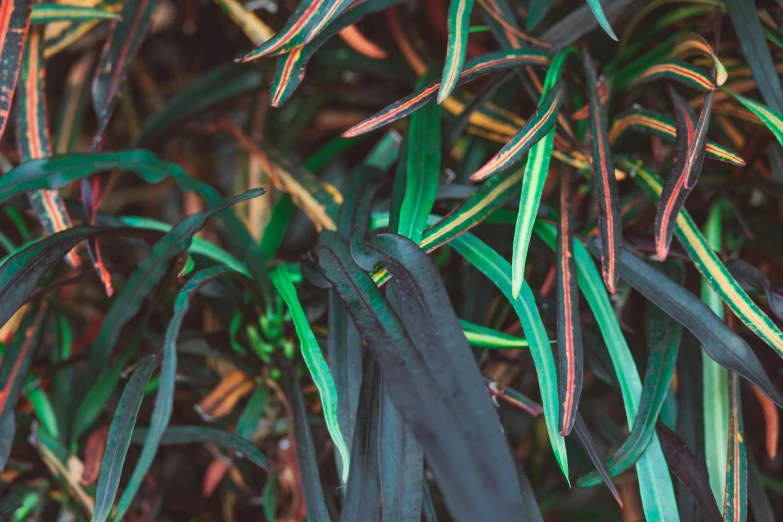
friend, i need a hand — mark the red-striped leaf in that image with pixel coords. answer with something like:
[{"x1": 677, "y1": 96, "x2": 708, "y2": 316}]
[
  {"x1": 304, "y1": 0, "x2": 352, "y2": 43},
  {"x1": 631, "y1": 60, "x2": 714, "y2": 93},
  {"x1": 0, "y1": 0, "x2": 34, "y2": 142},
  {"x1": 438, "y1": 0, "x2": 475, "y2": 103},
  {"x1": 556, "y1": 172, "x2": 582, "y2": 436},
  {"x1": 723, "y1": 372, "x2": 747, "y2": 522},
  {"x1": 655, "y1": 87, "x2": 714, "y2": 261},
  {"x1": 270, "y1": 0, "x2": 405, "y2": 107},
  {"x1": 342, "y1": 49, "x2": 550, "y2": 137},
  {"x1": 15, "y1": 25, "x2": 79, "y2": 267},
  {"x1": 238, "y1": 0, "x2": 323, "y2": 61},
  {"x1": 609, "y1": 107, "x2": 744, "y2": 166},
  {"x1": 584, "y1": 48, "x2": 621, "y2": 293},
  {"x1": 469, "y1": 83, "x2": 563, "y2": 181}
]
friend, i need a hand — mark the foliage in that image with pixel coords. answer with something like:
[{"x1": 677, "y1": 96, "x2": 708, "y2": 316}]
[{"x1": 2, "y1": 0, "x2": 783, "y2": 520}]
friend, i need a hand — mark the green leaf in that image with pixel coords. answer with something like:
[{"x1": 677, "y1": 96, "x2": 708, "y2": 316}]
[
  {"x1": 0, "y1": 0, "x2": 33, "y2": 143},
  {"x1": 724, "y1": 89, "x2": 783, "y2": 148},
  {"x1": 578, "y1": 264, "x2": 683, "y2": 487},
  {"x1": 270, "y1": 264, "x2": 349, "y2": 482},
  {"x1": 585, "y1": 0, "x2": 618, "y2": 40},
  {"x1": 460, "y1": 319, "x2": 532, "y2": 349},
  {"x1": 398, "y1": 73, "x2": 442, "y2": 244},
  {"x1": 342, "y1": 49, "x2": 551, "y2": 137},
  {"x1": 468, "y1": 83, "x2": 564, "y2": 182},
  {"x1": 93, "y1": 355, "x2": 157, "y2": 522},
  {"x1": 130, "y1": 425, "x2": 268, "y2": 468},
  {"x1": 582, "y1": 236, "x2": 783, "y2": 411},
  {"x1": 534, "y1": 221, "x2": 679, "y2": 520},
  {"x1": 280, "y1": 362, "x2": 332, "y2": 522},
  {"x1": 438, "y1": 0, "x2": 475, "y2": 103},
  {"x1": 510, "y1": 47, "x2": 574, "y2": 299},
  {"x1": 572, "y1": 416, "x2": 622, "y2": 505},
  {"x1": 584, "y1": 48, "x2": 621, "y2": 293},
  {"x1": 238, "y1": 0, "x2": 321, "y2": 61},
  {"x1": 722, "y1": 373, "x2": 747, "y2": 521},
  {"x1": 700, "y1": 202, "x2": 729, "y2": 506},
  {"x1": 30, "y1": 4, "x2": 119, "y2": 23},
  {"x1": 79, "y1": 189, "x2": 265, "y2": 404},
  {"x1": 443, "y1": 232, "x2": 569, "y2": 479},
  {"x1": 656, "y1": 423, "x2": 723, "y2": 522},
  {"x1": 725, "y1": 0, "x2": 783, "y2": 111},
  {"x1": 113, "y1": 266, "x2": 240, "y2": 521}
]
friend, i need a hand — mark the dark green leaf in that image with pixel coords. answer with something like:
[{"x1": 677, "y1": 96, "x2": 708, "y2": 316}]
[
  {"x1": 0, "y1": 0, "x2": 33, "y2": 143},
  {"x1": 93, "y1": 355, "x2": 157, "y2": 522}
]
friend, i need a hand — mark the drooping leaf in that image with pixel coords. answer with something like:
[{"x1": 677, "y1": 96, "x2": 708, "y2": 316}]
[
  {"x1": 315, "y1": 233, "x2": 528, "y2": 522},
  {"x1": 469, "y1": 82, "x2": 564, "y2": 181},
  {"x1": 556, "y1": 172, "x2": 582, "y2": 436},
  {"x1": 626, "y1": 158, "x2": 783, "y2": 363},
  {"x1": 584, "y1": 236, "x2": 783, "y2": 410},
  {"x1": 631, "y1": 60, "x2": 714, "y2": 93},
  {"x1": 280, "y1": 360, "x2": 333, "y2": 522},
  {"x1": 578, "y1": 266, "x2": 682, "y2": 487},
  {"x1": 670, "y1": 33, "x2": 727, "y2": 86},
  {"x1": 30, "y1": 4, "x2": 119, "y2": 23},
  {"x1": 655, "y1": 86, "x2": 714, "y2": 261},
  {"x1": 91, "y1": 0, "x2": 161, "y2": 142},
  {"x1": 0, "y1": 0, "x2": 33, "y2": 143},
  {"x1": 92, "y1": 355, "x2": 157, "y2": 522},
  {"x1": 438, "y1": 0, "x2": 475, "y2": 103},
  {"x1": 725, "y1": 0, "x2": 783, "y2": 111},
  {"x1": 534, "y1": 220, "x2": 680, "y2": 520},
  {"x1": 15, "y1": 25, "x2": 78, "y2": 267},
  {"x1": 656, "y1": 422, "x2": 723, "y2": 522},
  {"x1": 584, "y1": 0, "x2": 618, "y2": 41},
  {"x1": 79, "y1": 189, "x2": 265, "y2": 399},
  {"x1": 584, "y1": 48, "x2": 621, "y2": 293},
  {"x1": 398, "y1": 72, "x2": 442, "y2": 244},
  {"x1": 270, "y1": 264, "x2": 349, "y2": 482},
  {"x1": 609, "y1": 106, "x2": 744, "y2": 166},
  {"x1": 723, "y1": 372, "x2": 748, "y2": 522},
  {"x1": 129, "y1": 426, "x2": 268, "y2": 469},
  {"x1": 113, "y1": 266, "x2": 242, "y2": 521},
  {"x1": 342, "y1": 49, "x2": 550, "y2": 137}
]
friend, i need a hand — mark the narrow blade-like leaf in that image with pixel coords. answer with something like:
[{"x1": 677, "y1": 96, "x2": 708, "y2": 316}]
[
  {"x1": 342, "y1": 49, "x2": 550, "y2": 137},
  {"x1": 556, "y1": 172, "x2": 582, "y2": 436},
  {"x1": 725, "y1": 89, "x2": 783, "y2": 148},
  {"x1": 585, "y1": 0, "x2": 618, "y2": 41},
  {"x1": 438, "y1": 0, "x2": 475, "y2": 103},
  {"x1": 631, "y1": 60, "x2": 714, "y2": 93},
  {"x1": 0, "y1": 0, "x2": 33, "y2": 142},
  {"x1": 723, "y1": 372, "x2": 747, "y2": 522},
  {"x1": 584, "y1": 48, "x2": 621, "y2": 292},
  {"x1": 30, "y1": 4, "x2": 119, "y2": 23},
  {"x1": 93, "y1": 355, "x2": 157, "y2": 522}
]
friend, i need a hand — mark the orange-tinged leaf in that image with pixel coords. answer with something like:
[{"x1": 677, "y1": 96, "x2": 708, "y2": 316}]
[
  {"x1": 337, "y1": 25, "x2": 386, "y2": 59},
  {"x1": 80, "y1": 425, "x2": 110, "y2": 486},
  {"x1": 751, "y1": 385, "x2": 779, "y2": 461},
  {"x1": 195, "y1": 370, "x2": 254, "y2": 422},
  {"x1": 631, "y1": 59, "x2": 714, "y2": 93}
]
